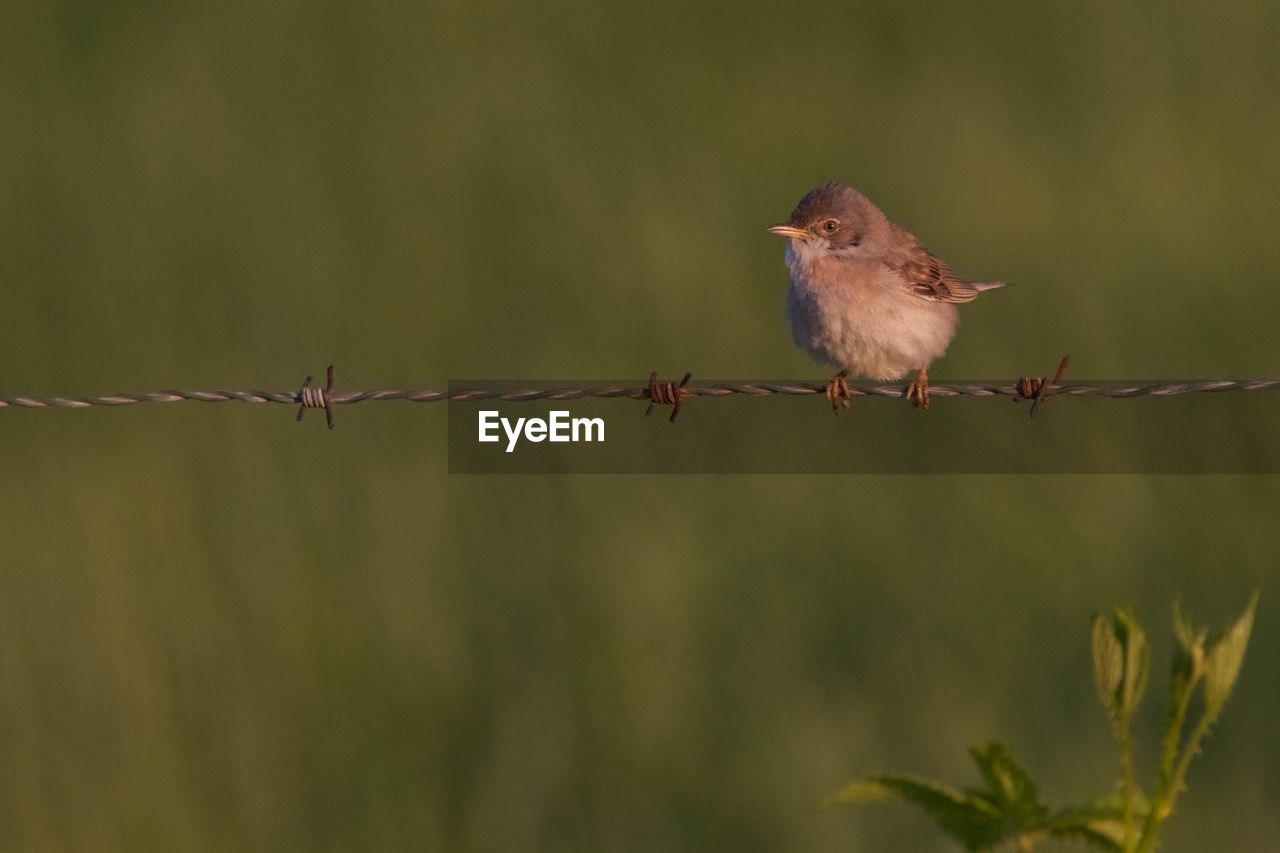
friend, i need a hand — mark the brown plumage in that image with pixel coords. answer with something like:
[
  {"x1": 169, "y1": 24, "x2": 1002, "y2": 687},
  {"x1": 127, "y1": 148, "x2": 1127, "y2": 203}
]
[
  {"x1": 768, "y1": 182, "x2": 1006, "y2": 412},
  {"x1": 886, "y1": 226, "x2": 1005, "y2": 304}
]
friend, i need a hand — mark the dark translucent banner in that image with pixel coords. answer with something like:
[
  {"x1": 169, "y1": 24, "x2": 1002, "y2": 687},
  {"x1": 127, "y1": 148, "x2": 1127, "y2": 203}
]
[{"x1": 446, "y1": 380, "x2": 1280, "y2": 474}]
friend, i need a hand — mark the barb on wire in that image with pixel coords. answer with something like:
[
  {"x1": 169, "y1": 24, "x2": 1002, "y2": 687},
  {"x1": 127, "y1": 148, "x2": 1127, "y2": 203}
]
[
  {"x1": 297, "y1": 365, "x2": 335, "y2": 429},
  {"x1": 1015, "y1": 354, "x2": 1072, "y2": 418},
  {"x1": 4, "y1": 364, "x2": 1280, "y2": 428},
  {"x1": 646, "y1": 371, "x2": 692, "y2": 423}
]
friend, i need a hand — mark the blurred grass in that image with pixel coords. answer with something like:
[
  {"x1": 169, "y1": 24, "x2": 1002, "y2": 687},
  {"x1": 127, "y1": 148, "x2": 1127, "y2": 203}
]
[{"x1": 2, "y1": 1, "x2": 1279, "y2": 850}]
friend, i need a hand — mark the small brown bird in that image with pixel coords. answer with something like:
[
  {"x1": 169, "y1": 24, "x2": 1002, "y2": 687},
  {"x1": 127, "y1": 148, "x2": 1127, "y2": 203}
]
[{"x1": 769, "y1": 182, "x2": 1005, "y2": 412}]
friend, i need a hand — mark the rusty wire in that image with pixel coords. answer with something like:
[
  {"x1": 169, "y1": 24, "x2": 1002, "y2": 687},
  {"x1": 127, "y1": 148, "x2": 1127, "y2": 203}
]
[
  {"x1": 645, "y1": 371, "x2": 693, "y2": 423},
  {"x1": 1015, "y1": 355, "x2": 1073, "y2": 418},
  {"x1": 296, "y1": 365, "x2": 336, "y2": 429},
  {"x1": 3, "y1": 361, "x2": 1280, "y2": 428}
]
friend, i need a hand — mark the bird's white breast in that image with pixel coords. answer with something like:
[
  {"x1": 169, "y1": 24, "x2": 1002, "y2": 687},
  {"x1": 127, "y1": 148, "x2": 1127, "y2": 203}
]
[{"x1": 784, "y1": 241, "x2": 958, "y2": 381}]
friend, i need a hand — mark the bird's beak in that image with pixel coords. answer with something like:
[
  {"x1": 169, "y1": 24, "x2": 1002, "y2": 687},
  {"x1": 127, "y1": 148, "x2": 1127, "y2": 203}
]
[{"x1": 767, "y1": 224, "x2": 808, "y2": 239}]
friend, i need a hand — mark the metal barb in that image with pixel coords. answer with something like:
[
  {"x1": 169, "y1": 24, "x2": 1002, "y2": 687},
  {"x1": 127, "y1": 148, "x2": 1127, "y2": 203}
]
[
  {"x1": 297, "y1": 365, "x2": 335, "y2": 429},
  {"x1": 1016, "y1": 354, "x2": 1072, "y2": 418},
  {"x1": 645, "y1": 371, "x2": 693, "y2": 423}
]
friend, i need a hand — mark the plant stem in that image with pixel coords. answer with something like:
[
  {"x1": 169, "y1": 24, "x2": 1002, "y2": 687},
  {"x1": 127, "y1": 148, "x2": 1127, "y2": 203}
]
[
  {"x1": 1159, "y1": 676, "x2": 1196, "y2": 790},
  {"x1": 1129, "y1": 669, "x2": 1198, "y2": 853},
  {"x1": 1119, "y1": 721, "x2": 1136, "y2": 852},
  {"x1": 1135, "y1": 710, "x2": 1214, "y2": 853}
]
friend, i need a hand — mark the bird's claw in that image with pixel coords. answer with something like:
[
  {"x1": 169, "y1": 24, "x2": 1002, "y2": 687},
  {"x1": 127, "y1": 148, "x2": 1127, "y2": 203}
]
[
  {"x1": 825, "y1": 370, "x2": 851, "y2": 414},
  {"x1": 905, "y1": 369, "x2": 930, "y2": 410}
]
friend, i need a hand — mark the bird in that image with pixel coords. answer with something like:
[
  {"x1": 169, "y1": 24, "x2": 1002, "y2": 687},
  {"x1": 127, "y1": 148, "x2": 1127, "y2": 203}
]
[{"x1": 768, "y1": 182, "x2": 1005, "y2": 412}]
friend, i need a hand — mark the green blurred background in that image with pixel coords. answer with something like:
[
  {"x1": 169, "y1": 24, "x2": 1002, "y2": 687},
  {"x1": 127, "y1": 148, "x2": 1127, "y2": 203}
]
[{"x1": 2, "y1": 1, "x2": 1278, "y2": 850}]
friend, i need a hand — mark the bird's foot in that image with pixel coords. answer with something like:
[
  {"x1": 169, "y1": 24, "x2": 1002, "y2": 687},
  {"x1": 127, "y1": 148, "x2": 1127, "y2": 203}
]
[
  {"x1": 905, "y1": 368, "x2": 930, "y2": 410},
  {"x1": 825, "y1": 370, "x2": 850, "y2": 414}
]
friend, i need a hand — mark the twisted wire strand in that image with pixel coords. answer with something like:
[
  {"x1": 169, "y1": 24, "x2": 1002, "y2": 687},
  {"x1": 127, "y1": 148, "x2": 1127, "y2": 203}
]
[{"x1": 3, "y1": 379, "x2": 1280, "y2": 410}]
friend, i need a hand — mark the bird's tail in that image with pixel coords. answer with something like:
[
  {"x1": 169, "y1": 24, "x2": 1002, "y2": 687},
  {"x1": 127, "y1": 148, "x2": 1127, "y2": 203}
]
[{"x1": 971, "y1": 280, "x2": 1007, "y2": 292}]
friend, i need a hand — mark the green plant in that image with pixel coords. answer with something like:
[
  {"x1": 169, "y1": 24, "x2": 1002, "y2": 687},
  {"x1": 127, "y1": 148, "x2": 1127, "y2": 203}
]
[{"x1": 827, "y1": 593, "x2": 1259, "y2": 852}]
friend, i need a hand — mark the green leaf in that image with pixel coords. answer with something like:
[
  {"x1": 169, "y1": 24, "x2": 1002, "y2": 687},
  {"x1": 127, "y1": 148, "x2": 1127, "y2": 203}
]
[
  {"x1": 1120, "y1": 612, "x2": 1150, "y2": 719},
  {"x1": 1202, "y1": 592, "x2": 1259, "y2": 717},
  {"x1": 1091, "y1": 614, "x2": 1124, "y2": 715},
  {"x1": 828, "y1": 744, "x2": 1051, "y2": 851},
  {"x1": 968, "y1": 742, "x2": 1047, "y2": 829},
  {"x1": 1171, "y1": 599, "x2": 1205, "y2": 688},
  {"x1": 1091, "y1": 609, "x2": 1149, "y2": 725},
  {"x1": 1044, "y1": 793, "x2": 1151, "y2": 850},
  {"x1": 1047, "y1": 824, "x2": 1124, "y2": 851},
  {"x1": 827, "y1": 775, "x2": 1001, "y2": 850}
]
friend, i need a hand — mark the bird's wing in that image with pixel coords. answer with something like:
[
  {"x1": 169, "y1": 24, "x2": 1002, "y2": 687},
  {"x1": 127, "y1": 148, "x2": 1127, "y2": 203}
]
[{"x1": 885, "y1": 231, "x2": 1004, "y2": 304}]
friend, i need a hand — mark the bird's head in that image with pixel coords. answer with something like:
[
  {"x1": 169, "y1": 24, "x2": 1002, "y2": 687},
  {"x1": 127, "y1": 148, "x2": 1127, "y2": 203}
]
[{"x1": 767, "y1": 182, "x2": 888, "y2": 257}]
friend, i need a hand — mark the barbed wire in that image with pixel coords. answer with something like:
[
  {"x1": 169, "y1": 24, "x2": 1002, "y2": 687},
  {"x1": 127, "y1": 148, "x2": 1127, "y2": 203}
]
[{"x1": 3, "y1": 359, "x2": 1278, "y2": 428}]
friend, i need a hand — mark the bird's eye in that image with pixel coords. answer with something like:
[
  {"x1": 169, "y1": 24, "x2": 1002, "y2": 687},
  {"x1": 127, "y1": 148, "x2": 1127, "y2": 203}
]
[{"x1": 821, "y1": 219, "x2": 839, "y2": 233}]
